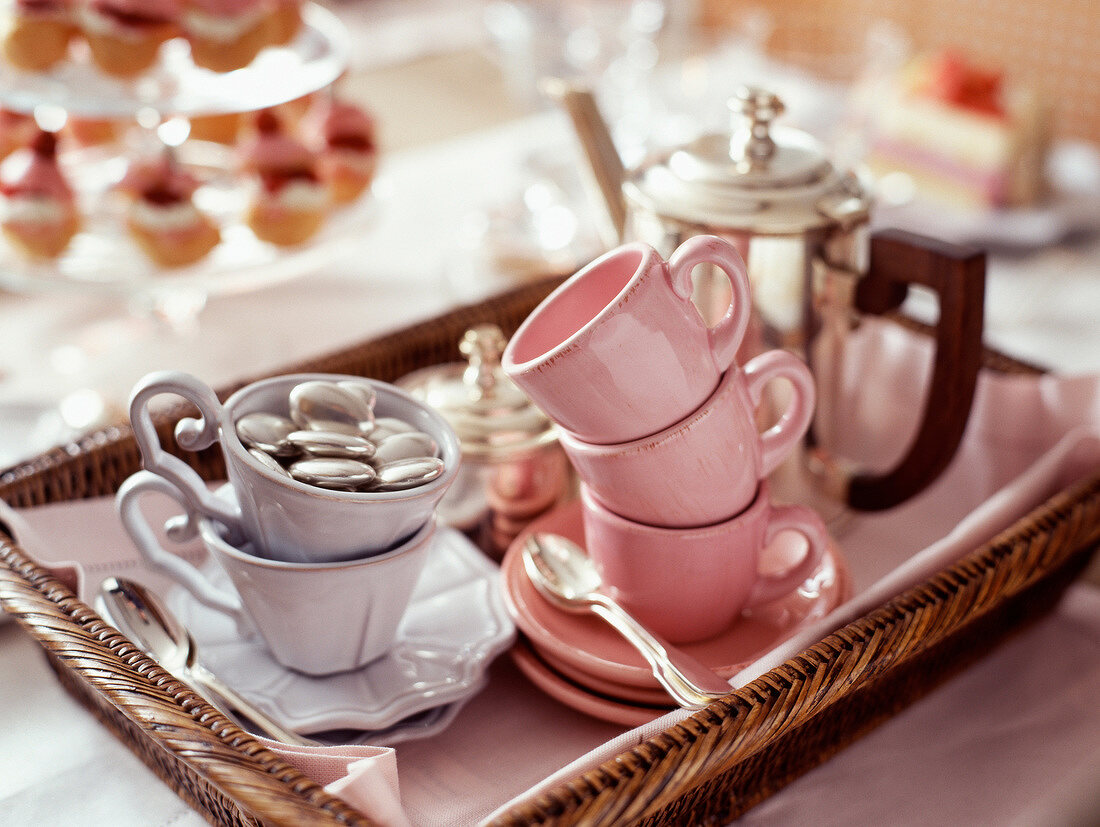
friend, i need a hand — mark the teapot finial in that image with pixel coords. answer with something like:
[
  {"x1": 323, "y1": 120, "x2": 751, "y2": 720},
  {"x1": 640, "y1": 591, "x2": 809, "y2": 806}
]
[
  {"x1": 460, "y1": 324, "x2": 508, "y2": 398},
  {"x1": 729, "y1": 87, "x2": 785, "y2": 167}
]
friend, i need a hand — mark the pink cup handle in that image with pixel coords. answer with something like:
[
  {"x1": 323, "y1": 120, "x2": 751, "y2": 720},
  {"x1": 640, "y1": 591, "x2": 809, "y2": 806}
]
[
  {"x1": 667, "y1": 235, "x2": 752, "y2": 372},
  {"x1": 743, "y1": 349, "x2": 817, "y2": 477},
  {"x1": 747, "y1": 504, "x2": 828, "y2": 608}
]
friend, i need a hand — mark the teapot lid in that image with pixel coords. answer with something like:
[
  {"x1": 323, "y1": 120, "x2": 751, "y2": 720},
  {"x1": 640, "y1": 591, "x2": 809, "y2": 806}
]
[
  {"x1": 397, "y1": 324, "x2": 559, "y2": 459},
  {"x1": 626, "y1": 87, "x2": 871, "y2": 234}
]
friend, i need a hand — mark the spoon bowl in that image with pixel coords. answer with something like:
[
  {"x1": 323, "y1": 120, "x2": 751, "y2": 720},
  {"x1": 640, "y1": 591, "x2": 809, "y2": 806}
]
[
  {"x1": 522, "y1": 533, "x2": 731, "y2": 708},
  {"x1": 97, "y1": 576, "x2": 316, "y2": 746},
  {"x1": 524, "y1": 532, "x2": 603, "y2": 601},
  {"x1": 99, "y1": 574, "x2": 193, "y2": 674}
]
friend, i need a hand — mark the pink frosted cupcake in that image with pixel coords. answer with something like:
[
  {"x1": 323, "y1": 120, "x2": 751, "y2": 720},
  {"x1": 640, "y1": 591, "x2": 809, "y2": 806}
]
[
  {"x1": 64, "y1": 116, "x2": 122, "y2": 148},
  {"x1": 0, "y1": 108, "x2": 37, "y2": 160},
  {"x1": 0, "y1": 130, "x2": 79, "y2": 259},
  {"x1": 238, "y1": 109, "x2": 327, "y2": 245},
  {"x1": 2, "y1": 0, "x2": 76, "y2": 71},
  {"x1": 117, "y1": 153, "x2": 220, "y2": 267},
  {"x1": 183, "y1": 0, "x2": 270, "y2": 72},
  {"x1": 307, "y1": 98, "x2": 378, "y2": 204},
  {"x1": 79, "y1": 0, "x2": 180, "y2": 77}
]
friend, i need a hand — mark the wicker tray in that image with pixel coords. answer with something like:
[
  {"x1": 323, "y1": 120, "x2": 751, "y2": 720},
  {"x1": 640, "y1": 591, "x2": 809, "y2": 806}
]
[{"x1": 2, "y1": 276, "x2": 1099, "y2": 826}]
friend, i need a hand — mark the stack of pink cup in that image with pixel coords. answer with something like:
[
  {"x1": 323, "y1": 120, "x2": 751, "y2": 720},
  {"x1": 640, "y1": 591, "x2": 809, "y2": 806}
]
[{"x1": 502, "y1": 236, "x2": 830, "y2": 644}]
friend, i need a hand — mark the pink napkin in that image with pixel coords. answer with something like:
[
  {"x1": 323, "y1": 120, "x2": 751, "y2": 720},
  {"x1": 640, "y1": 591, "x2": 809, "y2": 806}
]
[
  {"x1": 250, "y1": 737, "x2": 410, "y2": 827},
  {"x1": 0, "y1": 500, "x2": 411, "y2": 827}
]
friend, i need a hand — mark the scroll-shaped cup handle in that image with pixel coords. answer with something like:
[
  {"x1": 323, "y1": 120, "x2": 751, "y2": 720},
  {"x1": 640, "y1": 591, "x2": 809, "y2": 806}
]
[
  {"x1": 747, "y1": 504, "x2": 828, "y2": 608},
  {"x1": 116, "y1": 470, "x2": 244, "y2": 620},
  {"x1": 667, "y1": 234, "x2": 753, "y2": 372},
  {"x1": 851, "y1": 229, "x2": 986, "y2": 510},
  {"x1": 128, "y1": 370, "x2": 242, "y2": 535},
  {"x1": 743, "y1": 349, "x2": 817, "y2": 477}
]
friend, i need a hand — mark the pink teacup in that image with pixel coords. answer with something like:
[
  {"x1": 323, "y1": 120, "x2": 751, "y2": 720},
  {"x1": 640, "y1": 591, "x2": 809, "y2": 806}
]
[
  {"x1": 561, "y1": 348, "x2": 815, "y2": 527},
  {"x1": 502, "y1": 235, "x2": 752, "y2": 445},
  {"x1": 580, "y1": 481, "x2": 827, "y2": 643}
]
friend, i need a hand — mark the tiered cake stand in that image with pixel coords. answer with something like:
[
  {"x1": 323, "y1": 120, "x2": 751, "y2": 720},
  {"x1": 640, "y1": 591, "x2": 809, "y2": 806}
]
[{"x1": 0, "y1": 4, "x2": 360, "y2": 317}]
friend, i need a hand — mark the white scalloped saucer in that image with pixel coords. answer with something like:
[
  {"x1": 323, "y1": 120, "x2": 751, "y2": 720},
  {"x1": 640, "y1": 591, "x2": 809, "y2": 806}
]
[{"x1": 166, "y1": 526, "x2": 515, "y2": 734}]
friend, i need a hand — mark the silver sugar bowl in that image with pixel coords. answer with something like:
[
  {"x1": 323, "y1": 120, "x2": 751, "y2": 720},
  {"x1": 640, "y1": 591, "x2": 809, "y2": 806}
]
[{"x1": 399, "y1": 324, "x2": 571, "y2": 558}]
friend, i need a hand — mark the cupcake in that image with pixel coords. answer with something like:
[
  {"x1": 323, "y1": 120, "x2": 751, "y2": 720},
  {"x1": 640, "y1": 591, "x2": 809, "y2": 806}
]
[
  {"x1": 80, "y1": 0, "x2": 180, "y2": 78},
  {"x1": 117, "y1": 152, "x2": 220, "y2": 267},
  {"x1": 0, "y1": 130, "x2": 79, "y2": 259},
  {"x1": 0, "y1": 108, "x2": 37, "y2": 161},
  {"x1": 2, "y1": 0, "x2": 76, "y2": 71},
  {"x1": 307, "y1": 98, "x2": 378, "y2": 204},
  {"x1": 267, "y1": 0, "x2": 301, "y2": 46},
  {"x1": 238, "y1": 109, "x2": 327, "y2": 246},
  {"x1": 65, "y1": 116, "x2": 122, "y2": 148},
  {"x1": 183, "y1": 0, "x2": 270, "y2": 73}
]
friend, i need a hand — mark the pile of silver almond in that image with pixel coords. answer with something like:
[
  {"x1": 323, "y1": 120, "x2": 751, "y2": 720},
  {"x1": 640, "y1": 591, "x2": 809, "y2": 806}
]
[{"x1": 235, "y1": 378, "x2": 445, "y2": 493}]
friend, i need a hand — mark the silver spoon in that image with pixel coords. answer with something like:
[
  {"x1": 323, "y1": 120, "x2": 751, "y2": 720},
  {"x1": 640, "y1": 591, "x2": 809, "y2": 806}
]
[
  {"x1": 523, "y1": 533, "x2": 732, "y2": 709},
  {"x1": 97, "y1": 576, "x2": 316, "y2": 746}
]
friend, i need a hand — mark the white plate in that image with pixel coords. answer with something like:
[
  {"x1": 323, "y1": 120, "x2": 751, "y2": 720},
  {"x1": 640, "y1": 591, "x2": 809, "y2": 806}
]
[
  {"x1": 167, "y1": 527, "x2": 515, "y2": 733},
  {"x1": 872, "y1": 140, "x2": 1100, "y2": 249}
]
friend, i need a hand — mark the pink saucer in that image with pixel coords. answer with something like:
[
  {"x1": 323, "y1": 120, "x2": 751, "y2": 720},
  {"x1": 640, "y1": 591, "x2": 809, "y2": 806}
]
[
  {"x1": 501, "y1": 499, "x2": 850, "y2": 691},
  {"x1": 510, "y1": 638, "x2": 672, "y2": 727},
  {"x1": 537, "y1": 645, "x2": 675, "y2": 707}
]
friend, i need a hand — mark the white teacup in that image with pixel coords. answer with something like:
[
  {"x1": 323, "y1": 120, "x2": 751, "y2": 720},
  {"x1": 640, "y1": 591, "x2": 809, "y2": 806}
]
[
  {"x1": 128, "y1": 371, "x2": 461, "y2": 563},
  {"x1": 118, "y1": 473, "x2": 434, "y2": 675}
]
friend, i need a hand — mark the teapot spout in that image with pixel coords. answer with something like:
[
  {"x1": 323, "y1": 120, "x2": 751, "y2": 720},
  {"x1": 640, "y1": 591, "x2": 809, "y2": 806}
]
[{"x1": 541, "y1": 77, "x2": 627, "y2": 246}]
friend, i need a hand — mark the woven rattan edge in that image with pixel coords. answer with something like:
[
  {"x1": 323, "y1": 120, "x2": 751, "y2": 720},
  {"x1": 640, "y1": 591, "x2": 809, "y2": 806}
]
[
  {"x1": 0, "y1": 535, "x2": 374, "y2": 827},
  {"x1": 0, "y1": 276, "x2": 571, "y2": 826},
  {"x1": 0, "y1": 276, "x2": 1091, "y2": 826}
]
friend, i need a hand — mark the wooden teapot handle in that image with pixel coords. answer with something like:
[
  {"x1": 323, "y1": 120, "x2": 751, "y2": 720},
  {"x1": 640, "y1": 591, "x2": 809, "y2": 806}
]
[{"x1": 848, "y1": 229, "x2": 986, "y2": 510}]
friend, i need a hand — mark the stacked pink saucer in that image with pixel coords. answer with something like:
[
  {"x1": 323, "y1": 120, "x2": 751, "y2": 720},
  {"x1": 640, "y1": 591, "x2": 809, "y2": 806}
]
[{"x1": 499, "y1": 500, "x2": 849, "y2": 725}]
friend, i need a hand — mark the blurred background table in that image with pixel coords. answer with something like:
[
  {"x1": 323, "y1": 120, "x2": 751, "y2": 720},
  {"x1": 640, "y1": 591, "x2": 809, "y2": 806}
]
[{"x1": 1, "y1": 0, "x2": 1098, "y2": 470}]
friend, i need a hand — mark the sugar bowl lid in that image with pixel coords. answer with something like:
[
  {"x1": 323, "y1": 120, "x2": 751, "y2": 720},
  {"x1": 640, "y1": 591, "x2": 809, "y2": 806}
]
[
  {"x1": 398, "y1": 324, "x2": 559, "y2": 459},
  {"x1": 625, "y1": 86, "x2": 872, "y2": 234}
]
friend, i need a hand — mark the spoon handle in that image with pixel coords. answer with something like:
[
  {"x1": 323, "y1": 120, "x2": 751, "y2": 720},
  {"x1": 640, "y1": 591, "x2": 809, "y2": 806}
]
[
  {"x1": 589, "y1": 599, "x2": 731, "y2": 709},
  {"x1": 189, "y1": 663, "x2": 318, "y2": 747}
]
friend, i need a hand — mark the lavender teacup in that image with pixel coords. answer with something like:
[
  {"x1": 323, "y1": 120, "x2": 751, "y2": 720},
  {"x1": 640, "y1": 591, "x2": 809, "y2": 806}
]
[
  {"x1": 117, "y1": 474, "x2": 434, "y2": 675},
  {"x1": 127, "y1": 371, "x2": 461, "y2": 563}
]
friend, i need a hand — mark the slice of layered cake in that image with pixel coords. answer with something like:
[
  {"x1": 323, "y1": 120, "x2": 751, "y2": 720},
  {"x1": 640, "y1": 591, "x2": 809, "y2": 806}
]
[{"x1": 867, "y1": 50, "x2": 1049, "y2": 210}]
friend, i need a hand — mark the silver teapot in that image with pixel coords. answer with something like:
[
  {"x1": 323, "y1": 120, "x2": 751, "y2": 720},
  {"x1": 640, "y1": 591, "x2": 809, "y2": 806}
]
[{"x1": 548, "y1": 81, "x2": 986, "y2": 511}]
